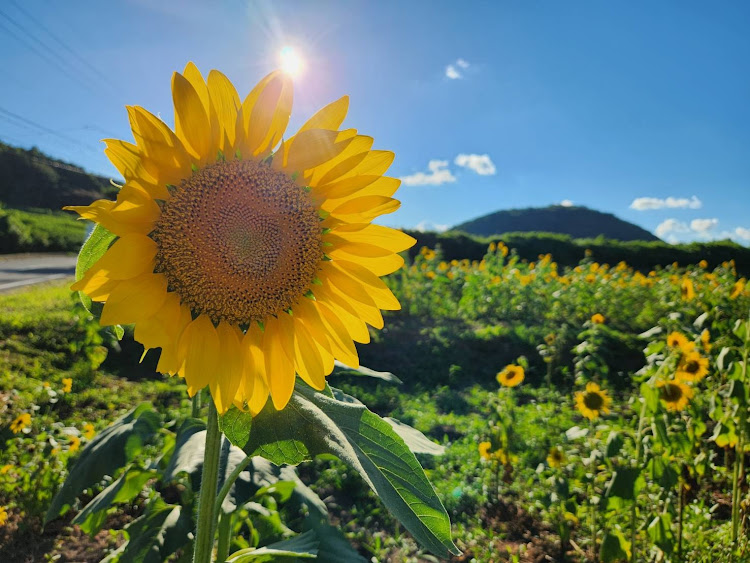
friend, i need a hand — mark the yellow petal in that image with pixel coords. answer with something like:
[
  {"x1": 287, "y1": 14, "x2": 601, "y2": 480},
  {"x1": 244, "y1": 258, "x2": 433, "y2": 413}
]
[
  {"x1": 344, "y1": 150, "x2": 395, "y2": 177},
  {"x1": 127, "y1": 105, "x2": 192, "y2": 182},
  {"x1": 210, "y1": 322, "x2": 244, "y2": 414},
  {"x1": 332, "y1": 223, "x2": 416, "y2": 253},
  {"x1": 264, "y1": 316, "x2": 296, "y2": 410},
  {"x1": 326, "y1": 246, "x2": 404, "y2": 277},
  {"x1": 179, "y1": 314, "x2": 220, "y2": 395},
  {"x1": 134, "y1": 292, "x2": 181, "y2": 349},
  {"x1": 319, "y1": 272, "x2": 384, "y2": 329},
  {"x1": 293, "y1": 319, "x2": 326, "y2": 390},
  {"x1": 308, "y1": 135, "x2": 374, "y2": 185},
  {"x1": 308, "y1": 284, "x2": 371, "y2": 343},
  {"x1": 172, "y1": 72, "x2": 211, "y2": 159},
  {"x1": 244, "y1": 71, "x2": 293, "y2": 156},
  {"x1": 300, "y1": 300, "x2": 359, "y2": 368},
  {"x1": 207, "y1": 69, "x2": 241, "y2": 151},
  {"x1": 103, "y1": 139, "x2": 158, "y2": 186},
  {"x1": 66, "y1": 187, "x2": 162, "y2": 238},
  {"x1": 71, "y1": 272, "x2": 119, "y2": 301},
  {"x1": 157, "y1": 303, "x2": 193, "y2": 375},
  {"x1": 82, "y1": 233, "x2": 157, "y2": 281},
  {"x1": 298, "y1": 96, "x2": 349, "y2": 133},
  {"x1": 330, "y1": 196, "x2": 400, "y2": 222},
  {"x1": 277, "y1": 129, "x2": 352, "y2": 174},
  {"x1": 100, "y1": 273, "x2": 168, "y2": 326},
  {"x1": 330, "y1": 261, "x2": 401, "y2": 310}
]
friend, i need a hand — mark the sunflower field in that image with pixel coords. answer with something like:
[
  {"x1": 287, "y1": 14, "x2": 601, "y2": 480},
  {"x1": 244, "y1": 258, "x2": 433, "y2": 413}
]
[{"x1": 1, "y1": 238, "x2": 748, "y2": 562}]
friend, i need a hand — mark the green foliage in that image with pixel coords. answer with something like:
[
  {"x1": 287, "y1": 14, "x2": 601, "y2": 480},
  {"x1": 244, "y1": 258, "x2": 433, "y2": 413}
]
[{"x1": 0, "y1": 205, "x2": 88, "y2": 253}]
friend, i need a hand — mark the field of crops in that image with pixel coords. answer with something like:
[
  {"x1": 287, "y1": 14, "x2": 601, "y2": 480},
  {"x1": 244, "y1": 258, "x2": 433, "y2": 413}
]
[{"x1": 1, "y1": 241, "x2": 749, "y2": 562}]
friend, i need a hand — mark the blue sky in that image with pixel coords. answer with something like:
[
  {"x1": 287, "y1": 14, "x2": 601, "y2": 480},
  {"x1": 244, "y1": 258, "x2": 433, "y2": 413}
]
[{"x1": 1, "y1": 1, "x2": 749, "y2": 244}]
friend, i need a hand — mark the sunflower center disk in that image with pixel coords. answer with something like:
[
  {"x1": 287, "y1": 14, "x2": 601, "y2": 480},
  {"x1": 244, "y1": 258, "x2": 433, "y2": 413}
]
[
  {"x1": 660, "y1": 384, "x2": 682, "y2": 402},
  {"x1": 153, "y1": 159, "x2": 322, "y2": 324},
  {"x1": 583, "y1": 392, "x2": 604, "y2": 410}
]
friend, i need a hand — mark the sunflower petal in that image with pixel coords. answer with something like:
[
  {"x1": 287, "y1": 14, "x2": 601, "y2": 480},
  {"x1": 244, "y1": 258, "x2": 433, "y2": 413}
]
[
  {"x1": 100, "y1": 273, "x2": 168, "y2": 326},
  {"x1": 299, "y1": 96, "x2": 349, "y2": 133},
  {"x1": 211, "y1": 322, "x2": 244, "y2": 414},
  {"x1": 293, "y1": 319, "x2": 326, "y2": 390},
  {"x1": 207, "y1": 69, "x2": 240, "y2": 151},
  {"x1": 330, "y1": 260, "x2": 401, "y2": 310},
  {"x1": 331, "y1": 223, "x2": 416, "y2": 253},
  {"x1": 264, "y1": 316, "x2": 296, "y2": 410},
  {"x1": 81, "y1": 233, "x2": 157, "y2": 281},
  {"x1": 330, "y1": 196, "x2": 400, "y2": 222},
  {"x1": 244, "y1": 71, "x2": 293, "y2": 156},
  {"x1": 179, "y1": 314, "x2": 220, "y2": 395},
  {"x1": 172, "y1": 72, "x2": 211, "y2": 159}
]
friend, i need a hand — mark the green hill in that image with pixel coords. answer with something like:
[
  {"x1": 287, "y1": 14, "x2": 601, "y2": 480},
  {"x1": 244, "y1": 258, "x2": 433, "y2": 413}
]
[
  {"x1": 0, "y1": 142, "x2": 116, "y2": 210},
  {"x1": 453, "y1": 205, "x2": 660, "y2": 242}
]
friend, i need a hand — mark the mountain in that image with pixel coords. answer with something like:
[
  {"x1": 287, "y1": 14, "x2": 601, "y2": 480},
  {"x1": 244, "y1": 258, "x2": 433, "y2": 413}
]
[
  {"x1": 0, "y1": 142, "x2": 116, "y2": 210},
  {"x1": 452, "y1": 205, "x2": 660, "y2": 242}
]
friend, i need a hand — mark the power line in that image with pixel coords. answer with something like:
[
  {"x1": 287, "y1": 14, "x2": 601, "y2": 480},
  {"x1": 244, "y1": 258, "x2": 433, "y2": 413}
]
[
  {"x1": 8, "y1": 0, "x2": 119, "y2": 93},
  {"x1": 0, "y1": 107, "x2": 96, "y2": 152}
]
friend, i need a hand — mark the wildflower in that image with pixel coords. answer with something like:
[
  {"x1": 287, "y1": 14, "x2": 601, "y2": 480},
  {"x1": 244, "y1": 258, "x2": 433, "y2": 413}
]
[
  {"x1": 731, "y1": 279, "x2": 746, "y2": 299},
  {"x1": 590, "y1": 313, "x2": 605, "y2": 324},
  {"x1": 575, "y1": 382, "x2": 611, "y2": 421},
  {"x1": 496, "y1": 365, "x2": 525, "y2": 387},
  {"x1": 676, "y1": 351, "x2": 709, "y2": 382},
  {"x1": 9, "y1": 413, "x2": 31, "y2": 434},
  {"x1": 547, "y1": 447, "x2": 565, "y2": 468},
  {"x1": 420, "y1": 247, "x2": 436, "y2": 260},
  {"x1": 657, "y1": 380, "x2": 694, "y2": 411},
  {"x1": 69, "y1": 436, "x2": 81, "y2": 453},
  {"x1": 65, "y1": 63, "x2": 414, "y2": 414},
  {"x1": 499, "y1": 243, "x2": 509, "y2": 258},
  {"x1": 62, "y1": 378, "x2": 73, "y2": 393},
  {"x1": 83, "y1": 423, "x2": 96, "y2": 440},
  {"x1": 42, "y1": 381, "x2": 50, "y2": 389},
  {"x1": 681, "y1": 278, "x2": 695, "y2": 301}
]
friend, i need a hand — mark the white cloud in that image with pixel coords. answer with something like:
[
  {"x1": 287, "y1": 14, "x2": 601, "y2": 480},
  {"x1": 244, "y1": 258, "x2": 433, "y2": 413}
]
[
  {"x1": 454, "y1": 154, "x2": 496, "y2": 175},
  {"x1": 445, "y1": 65, "x2": 461, "y2": 79},
  {"x1": 690, "y1": 218, "x2": 718, "y2": 233},
  {"x1": 630, "y1": 195, "x2": 702, "y2": 211},
  {"x1": 445, "y1": 58, "x2": 470, "y2": 79},
  {"x1": 655, "y1": 219, "x2": 690, "y2": 238},
  {"x1": 560, "y1": 199, "x2": 574, "y2": 207},
  {"x1": 400, "y1": 160, "x2": 456, "y2": 186},
  {"x1": 734, "y1": 227, "x2": 750, "y2": 241},
  {"x1": 414, "y1": 220, "x2": 449, "y2": 233}
]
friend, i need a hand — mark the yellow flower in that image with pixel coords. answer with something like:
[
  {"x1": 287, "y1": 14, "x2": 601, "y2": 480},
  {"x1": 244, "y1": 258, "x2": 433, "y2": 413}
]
[
  {"x1": 69, "y1": 436, "x2": 81, "y2": 453},
  {"x1": 9, "y1": 413, "x2": 31, "y2": 434},
  {"x1": 0, "y1": 506, "x2": 7, "y2": 527},
  {"x1": 488, "y1": 242, "x2": 496, "y2": 252},
  {"x1": 499, "y1": 243, "x2": 509, "y2": 258},
  {"x1": 676, "y1": 351, "x2": 709, "y2": 382},
  {"x1": 0, "y1": 465, "x2": 12, "y2": 475},
  {"x1": 667, "y1": 332, "x2": 692, "y2": 352},
  {"x1": 590, "y1": 313, "x2": 605, "y2": 324},
  {"x1": 42, "y1": 381, "x2": 50, "y2": 389},
  {"x1": 66, "y1": 63, "x2": 415, "y2": 414},
  {"x1": 700, "y1": 329, "x2": 711, "y2": 353},
  {"x1": 657, "y1": 379, "x2": 694, "y2": 411},
  {"x1": 731, "y1": 278, "x2": 746, "y2": 299},
  {"x1": 62, "y1": 378, "x2": 73, "y2": 393},
  {"x1": 420, "y1": 247, "x2": 436, "y2": 260},
  {"x1": 681, "y1": 278, "x2": 695, "y2": 301},
  {"x1": 83, "y1": 423, "x2": 96, "y2": 440},
  {"x1": 497, "y1": 364, "x2": 525, "y2": 387},
  {"x1": 575, "y1": 382, "x2": 611, "y2": 421},
  {"x1": 547, "y1": 447, "x2": 565, "y2": 468},
  {"x1": 479, "y1": 441, "x2": 492, "y2": 460},
  {"x1": 698, "y1": 260, "x2": 708, "y2": 269}
]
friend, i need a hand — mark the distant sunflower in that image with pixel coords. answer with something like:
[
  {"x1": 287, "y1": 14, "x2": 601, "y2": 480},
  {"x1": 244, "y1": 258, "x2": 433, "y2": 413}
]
[
  {"x1": 497, "y1": 364, "x2": 525, "y2": 387},
  {"x1": 657, "y1": 379, "x2": 694, "y2": 412},
  {"x1": 590, "y1": 313, "x2": 605, "y2": 324},
  {"x1": 676, "y1": 351, "x2": 709, "y2": 382},
  {"x1": 547, "y1": 446, "x2": 565, "y2": 468},
  {"x1": 731, "y1": 279, "x2": 746, "y2": 299},
  {"x1": 700, "y1": 329, "x2": 711, "y2": 353},
  {"x1": 680, "y1": 278, "x2": 695, "y2": 301},
  {"x1": 575, "y1": 382, "x2": 611, "y2": 421},
  {"x1": 67, "y1": 63, "x2": 415, "y2": 414},
  {"x1": 9, "y1": 413, "x2": 30, "y2": 434},
  {"x1": 667, "y1": 331, "x2": 693, "y2": 352},
  {"x1": 478, "y1": 441, "x2": 492, "y2": 460},
  {"x1": 0, "y1": 506, "x2": 7, "y2": 527}
]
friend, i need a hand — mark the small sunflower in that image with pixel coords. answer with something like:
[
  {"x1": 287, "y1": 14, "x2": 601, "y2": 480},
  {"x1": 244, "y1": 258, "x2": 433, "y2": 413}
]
[
  {"x1": 67, "y1": 63, "x2": 415, "y2": 414},
  {"x1": 547, "y1": 446, "x2": 565, "y2": 468},
  {"x1": 676, "y1": 351, "x2": 709, "y2": 382},
  {"x1": 478, "y1": 441, "x2": 492, "y2": 460},
  {"x1": 62, "y1": 378, "x2": 72, "y2": 393},
  {"x1": 590, "y1": 313, "x2": 605, "y2": 324},
  {"x1": 0, "y1": 506, "x2": 8, "y2": 527},
  {"x1": 700, "y1": 329, "x2": 711, "y2": 353},
  {"x1": 575, "y1": 382, "x2": 611, "y2": 421},
  {"x1": 83, "y1": 423, "x2": 96, "y2": 440},
  {"x1": 666, "y1": 331, "x2": 692, "y2": 352},
  {"x1": 731, "y1": 279, "x2": 746, "y2": 299},
  {"x1": 69, "y1": 436, "x2": 81, "y2": 453},
  {"x1": 680, "y1": 278, "x2": 695, "y2": 301},
  {"x1": 496, "y1": 364, "x2": 525, "y2": 387},
  {"x1": 698, "y1": 260, "x2": 708, "y2": 269},
  {"x1": 657, "y1": 379, "x2": 694, "y2": 411},
  {"x1": 9, "y1": 413, "x2": 31, "y2": 434}
]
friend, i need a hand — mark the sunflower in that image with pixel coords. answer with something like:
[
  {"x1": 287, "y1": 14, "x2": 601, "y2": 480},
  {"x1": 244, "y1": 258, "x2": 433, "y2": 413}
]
[
  {"x1": 83, "y1": 423, "x2": 96, "y2": 440},
  {"x1": 657, "y1": 379, "x2": 694, "y2": 411},
  {"x1": 574, "y1": 382, "x2": 611, "y2": 420},
  {"x1": 680, "y1": 278, "x2": 695, "y2": 301},
  {"x1": 0, "y1": 506, "x2": 7, "y2": 527},
  {"x1": 547, "y1": 446, "x2": 565, "y2": 468},
  {"x1": 62, "y1": 378, "x2": 72, "y2": 393},
  {"x1": 67, "y1": 63, "x2": 415, "y2": 414},
  {"x1": 496, "y1": 364, "x2": 525, "y2": 387},
  {"x1": 666, "y1": 331, "x2": 693, "y2": 353},
  {"x1": 700, "y1": 329, "x2": 711, "y2": 353},
  {"x1": 590, "y1": 313, "x2": 605, "y2": 324},
  {"x1": 676, "y1": 351, "x2": 709, "y2": 382},
  {"x1": 69, "y1": 436, "x2": 81, "y2": 453},
  {"x1": 9, "y1": 413, "x2": 30, "y2": 434},
  {"x1": 478, "y1": 441, "x2": 492, "y2": 460},
  {"x1": 731, "y1": 278, "x2": 746, "y2": 299}
]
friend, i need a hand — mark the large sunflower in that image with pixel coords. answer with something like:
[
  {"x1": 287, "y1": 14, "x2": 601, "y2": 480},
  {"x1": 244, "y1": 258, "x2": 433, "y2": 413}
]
[
  {"x1": 67, "y1": 63, "x2": 415, "y2": 414},
  {"x1": 574, "y1": 382, "x2": 611, "y2": 421},
  {"x1": 676, "y1": 351, "x2": 709, "y2": 382},
  {"x1": 657, "y1": 379, "x2": 694, "y2": 412}
]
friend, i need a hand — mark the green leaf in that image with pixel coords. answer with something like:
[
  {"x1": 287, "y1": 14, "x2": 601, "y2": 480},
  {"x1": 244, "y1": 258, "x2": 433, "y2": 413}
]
[
  {"x1": 74, "y1": 224, "x2": 117, "y2": 314},
  {"x1": 605, "y1": 467, "x2": 640, "y2": 500},
  {"x1": 103, "y1": 497, "x2": 193, "y2": 563},
  {"x1": 219, "y1": 407, "x2": 253, "y2": 448},
  {"x1": 647, "y1": 513, "x2": 674, "y2": 554},
  {"x1": 331, "y1": 361, "x2": 402, "y2": 384},
  {"x1": 600, "y1": 530, "x2": 629, "y2": 562},
  {"x1": 733, "y1": 319, "x2": 748, "y2": 343},
  {"x1": 303, "y1": 517, "x2": 367, "y2": 563},
  {"x1": 640, "y1": 384, "x2": 659, "y2": 414},
  {"x1": 46, "y1": 404, "x2": 160, "y2": 523},
  {"x1": 73, "y1": 467, "x2": 156, "y2": 536},
  {"x1": 383, "y1": 417, "x2": 446, "y2": 456},
  {"x1": 227, "y1": 530, "x2": 319, "y2": 562},
  {"x1": 605, "y1": 431, "x2": 624, "y2": 458},
  {"x1": 717, "y1": 347, "x2": 731, "y2": 372},
  {"x1": 652, "y1": 417, "x2": 669, "y2": 446},
  {"x1": 648, "y1": 456, "x2": 679, "y2": 490},
  {"x1": 234, "y1": 381, "x2": 459, "y2": 557}
]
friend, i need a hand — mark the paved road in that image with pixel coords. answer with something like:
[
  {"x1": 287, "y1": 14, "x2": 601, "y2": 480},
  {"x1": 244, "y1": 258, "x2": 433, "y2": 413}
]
[{"x1": 0, "y1": 253, "x2": 77, "y2": 292}]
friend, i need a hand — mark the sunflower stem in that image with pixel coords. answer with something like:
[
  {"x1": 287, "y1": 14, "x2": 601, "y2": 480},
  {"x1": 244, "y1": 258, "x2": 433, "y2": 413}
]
[
  {"x1": 215, "y1": 511, "x2": 233, "y2": 563},
  {"x1": 193, "y1": 398, "x2": 221, "y2": 563},
  {"x1": 192, "y1": 389, "x2": 203, "y2": 418},
  {"x1": 629, "y1": 398, "x2": 647, "y2": 563},
  {"x1": 214, "y1": 455, "x2": 253, "y2": 518},
  {"x1": 731, "y1": 317, "x2": 749, "y2": 555}
]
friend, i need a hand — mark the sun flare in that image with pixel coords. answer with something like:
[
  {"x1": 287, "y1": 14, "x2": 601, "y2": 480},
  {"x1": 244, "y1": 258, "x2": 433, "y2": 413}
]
[{"x1": 279, "y1": 46, "x2": 303, "y2": 77}]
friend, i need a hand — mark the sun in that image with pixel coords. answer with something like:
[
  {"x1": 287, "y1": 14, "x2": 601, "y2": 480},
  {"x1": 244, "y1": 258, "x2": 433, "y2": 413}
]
[{"x1": 279, "y1": 46, "x2": 303, "y2": 77}]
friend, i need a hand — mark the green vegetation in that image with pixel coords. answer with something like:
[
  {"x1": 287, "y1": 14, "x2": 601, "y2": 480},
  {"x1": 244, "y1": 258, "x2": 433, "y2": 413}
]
[
  {"x1": 0, "y1": 142, "x2": 115, "y2": 210},
  {"x1": 453, "y1": 205, "x2": 660, "y2": 241},
  {"x1": 2, "y1": 241, "x2": 750, "y2": 561},
  {"x1": 0, "y1": 205, "x2": 87, "y2": 253}
]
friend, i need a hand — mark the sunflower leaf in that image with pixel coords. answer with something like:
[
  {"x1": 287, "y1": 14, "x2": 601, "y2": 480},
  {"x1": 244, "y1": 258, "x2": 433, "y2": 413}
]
[
  {"x1": 239, "y1": 380, "x2": 459, "y2": 557},
  {"x1": 226, "y1": 530, "x2": 318, "y2": 562},
  {"x1": 74, "y1": 223, "x2": 117, "y2": 314},
  {"x1": 330, "y1": 361, "x2": 402, "y2": 384}
]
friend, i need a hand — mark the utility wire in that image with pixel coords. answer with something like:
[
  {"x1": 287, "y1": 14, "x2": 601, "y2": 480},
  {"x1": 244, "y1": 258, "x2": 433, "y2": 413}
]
[{"x1": 0, "y1": 107, "x2": 96, "y2": 152}]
